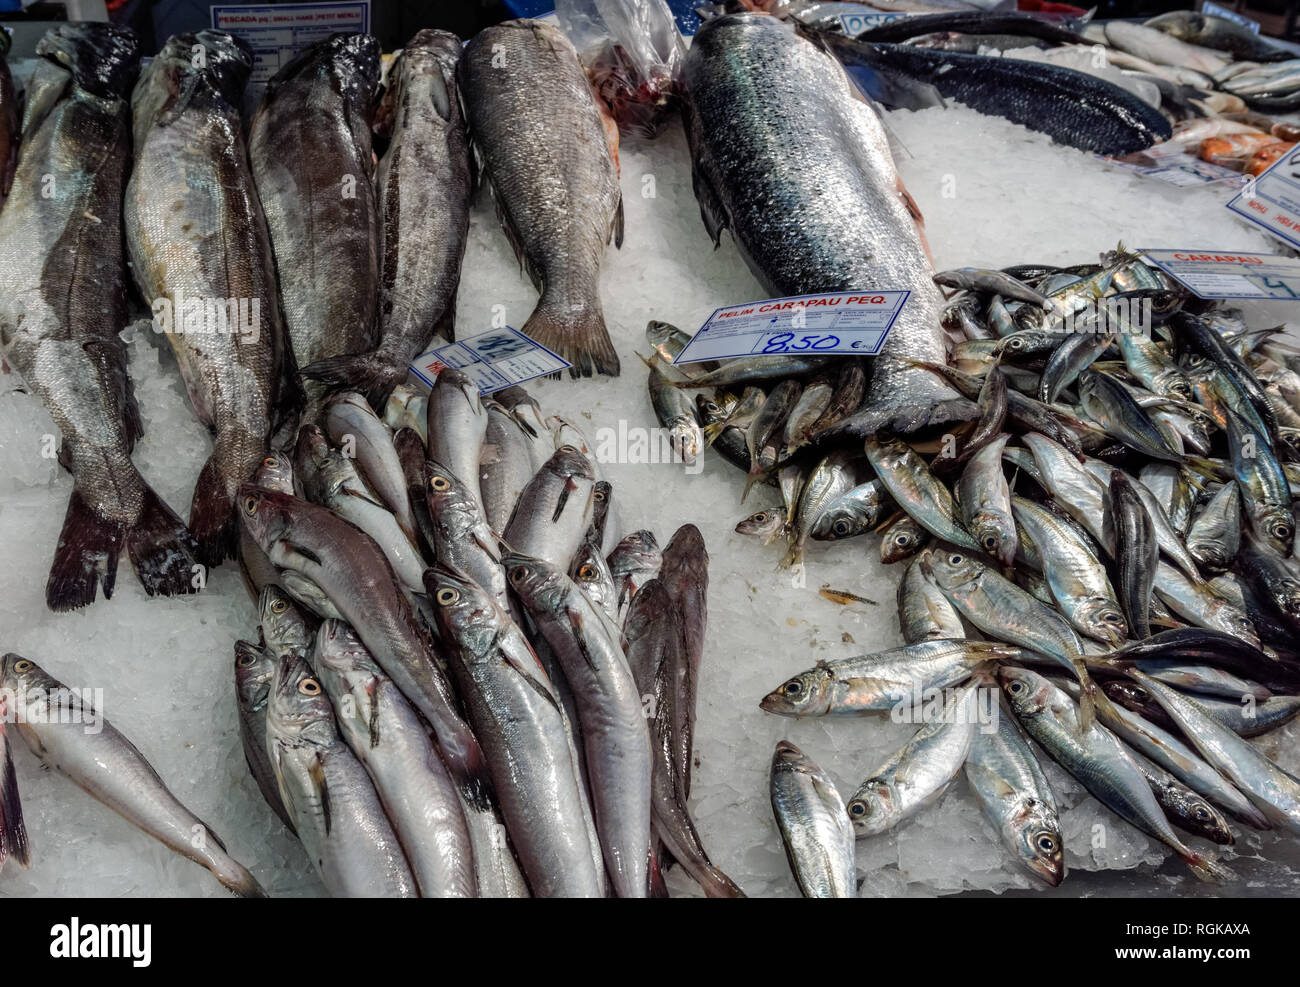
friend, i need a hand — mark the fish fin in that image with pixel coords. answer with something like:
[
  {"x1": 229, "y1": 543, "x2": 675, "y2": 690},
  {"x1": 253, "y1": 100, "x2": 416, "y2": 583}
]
[
  {"x1": 690, "y1": 163, "x2": 728, "y2": 247},
  {"x1": 1184, "y1": 851, "x2": 1235, "y2": 884},
  {"x1": 126, "y1": 483, "x2": 202, "y2": 598},
  {"x1": 0, "y1": 725, "x2": 30, "y2": 868},
  {"x1": 45, "y1": 486, "x2": 126, "y2": 611},
  {"x1": 647, "y1": 843, "x2": 670, "y2": 898},
  {"x1": 567, "y1": 610, "x2": 600, "y2": 672},
  {"x1": 189, "y1": 452, "x2": 240, "y2": 568},
  {"x1": 310, "y1": 754, "x2": 331, "y2": 836},
  {"x1": 300, "y1": 352, "x2": 405, "y2": 412},
  {"x1": 522, "y1": 297, "x2": 620, "y2": 379},
  {"x1": 612, "y1": 195, "x2": 625, "y2": 250}
]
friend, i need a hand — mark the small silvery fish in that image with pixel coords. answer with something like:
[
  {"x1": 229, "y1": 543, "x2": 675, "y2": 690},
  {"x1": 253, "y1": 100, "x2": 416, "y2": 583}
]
[{"x1": 770, "y1": 740, "x2": 856, "y2": 898}]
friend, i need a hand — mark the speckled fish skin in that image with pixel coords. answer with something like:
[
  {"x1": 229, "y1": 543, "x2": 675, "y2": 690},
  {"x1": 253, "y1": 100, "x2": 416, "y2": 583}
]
[
  {"x1": 999, "y1": 666, "x2": 1234, "y2": 882},
  {"x1": 1132, "y1": 672, "x2": 1300, "y2": 835},
  {"x1": 2, "y1": 652, "x2": 265, "y2": 897},
  {"x1": 302, "y1": 30, "x2": 470, "y2": 407},
  {"x1": 505, "y1": 554, "x2": 652, "y2": 898},
  {"x1": 458, "y1": 20, "x2": 623, "y2": 377},
  {"x1": 964, "y1": 677, "x2": 1063, "y2": 887},
  {"x1": 683, "y1": 14, "x2": 973, "y2": 436},
  {"x1": 847, "y1": 679, "x2": 980, "y2": 837},
  {"x1": 249, "y1": 33, "x2": 380, "y2": 372},
  {"x1": 426, "y1": 566, "x2": 604, "y2": 897},
  {"x1": 126, "y1": 31, "x2": 288, "y2": 569},
  {"x1": 265, "y1": 653, "x2": 416, "y2": 897},
  {"x1": 313, "y1": 620, "x2": 476, "y2": 898},
  {"x1": 234, "y1": 639, "x2": 296, "y2": 834},
  {"x1": 1, "y1": 25, "x2": 201, "y2": 609},
  {"x1": 898, "y1": 556, "x2": 964, "y2": 642},
  {"x1": 760, "y1": 640, "x2": 1014, "y2": 716},
  {"x1": 770, "y1": 740, "x2": 856, "y2": 897}
]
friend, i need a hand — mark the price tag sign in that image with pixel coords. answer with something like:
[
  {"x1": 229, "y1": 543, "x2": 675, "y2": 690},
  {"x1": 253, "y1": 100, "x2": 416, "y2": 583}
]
[
  {"x1": 1139, "y1": 249, "x2": 1300, "y2": 300},
  {"x1": 408, "y1": 327, "x2": 570, "y2": 395},
  {"x1": 1225, "y1": 147, "x2": 1300, "y2": 253},
  {"x1": 1104, "y1": 152, "x2": 1246, "y2": 189},
  {"x1": 672, "y1": 291, "x2": 910, "y2": 366}
]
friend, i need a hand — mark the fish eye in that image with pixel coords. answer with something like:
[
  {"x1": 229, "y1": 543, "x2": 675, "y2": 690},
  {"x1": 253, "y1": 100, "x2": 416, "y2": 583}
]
[
  {"x1": 594, "y1": 489, "x2": 606, "y2": 502},
  {"x1": 782, "y1": 680, "x2": 802, "y2": 695},
  {"x1": 981, "y1": 535, "x2": 997, "y2": 551},
  {"x1": 834, "y1": 519, "x2": 852, "y2": 536},
  {"x1": 237, "y1": 651, "x2": 257, "y2": 667},
  {"x1": 13, "y1": 660, "x2": 32, "y2": 673},
  {"x1": 510, "y1": 568, "x2": 527, "y2": 585},
  {"x1": 948, "y1": 553, "x2": 964, "y2": 565},
  {"x1": 752, "y1": 512, "x2": 768, "y2": 523},
  {"x1": 1274, "y1": 523, "x2": 1291, "y2": 540},
  {"x1": 706, "y1": 402, "x2": 720, "y2": 413},
  {"x1": 430, "y1": 475, "x2": 451, "y2": 492},
  {"x1": 578, "y1": 564, "x2": 596, "y2": 580},
  {"x1": 847, "y1": 799, "x2": 869, "y2": 818},
  {"x1": 262, "y1": 457, "x2": 278, "y2": 468},
  {"x1": 1035, "y1": 833, "x2": 1057, "y2": 854},
  {"x1": 243, "y1": 495, "x2": 259, "y2": 515},
  {"x1": 1102, "y1": 612, "x2": 1122, "y2": 623},
  {"x1": 1194, "y1": 806, "x2": 1211, "y2": 821},
  {"x1": 270, "y1": 598, "x2": 288, "y2": 615},
  {"x1": 1008, "y1": 680, "x2": 1025, "y2": 695},
  {"x1": 436, "y1": 588, "x2": 459, "y2": 606},
  {"x1": 298, "y1": 678, "x2": 321, "y2": 696},
  {"x1": 896, "y1": 533, "x2": 913, "y2": 546}
]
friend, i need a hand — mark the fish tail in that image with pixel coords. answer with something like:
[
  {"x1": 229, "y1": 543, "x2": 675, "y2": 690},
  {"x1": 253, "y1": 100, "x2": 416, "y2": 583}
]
[
  {"x1": 214, "y1": 857, "x2": 268, "y2": 898},
  {"x1": 0, "y1": 723, "x2": 30, "y2": 869},
  {"x1": 300, "y1": 351, "x2": 405, "y2": 413},
  {"x1": 647, "y1": 844, "x2": 670, "y2": 898},
  {"x1": 189, "y1": 453, "x2": 240, "y2": 569},
  {"x1": 45, "y1": 486, "x2": 126, "y2": 611},
  {"x1": 1184, "y1": 850, "x2": 1235, "y2": 884},
  {"x1": 126, "y1": 484, "x2": 202, "y2": 599},
  {"x1": 523, "y1": 297, "x2": 620, "y2": 379}
]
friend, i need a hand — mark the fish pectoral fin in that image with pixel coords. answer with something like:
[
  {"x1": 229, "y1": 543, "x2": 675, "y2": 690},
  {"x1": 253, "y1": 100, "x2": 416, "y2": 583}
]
[
  {"x1": 309, "y1": 754, "x2": 331, "y2": 836},
  {"x1": 282, "y1": 540, "x2": 324, "y2": 567},
  {"x1": 499, "y1": 648, "x2": 563, "y2": 714},
  {"x1": 689, "y1": 163, "x2": 729, "y2": 247},
  {"x1": 612, "y1": 195, "x2": 625, "y2": 250},
  {"x1": 567, "y1": 610, "x2": 600, "y2": 672},
  {"x1": 472, "y1": 531, "x2": 501, "y2": 564}
]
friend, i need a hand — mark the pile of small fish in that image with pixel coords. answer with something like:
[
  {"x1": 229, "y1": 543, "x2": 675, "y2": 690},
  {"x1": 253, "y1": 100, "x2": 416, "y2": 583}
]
[
  {"x1": 0, "y1": 18, "x2": 628, "y2": 614},
  {"x1": 677, "y1": 250, "x2": 1300, "y2": 895},
  {"x1": 231, "y1": 374, "x2": 740, "y2": 897}
]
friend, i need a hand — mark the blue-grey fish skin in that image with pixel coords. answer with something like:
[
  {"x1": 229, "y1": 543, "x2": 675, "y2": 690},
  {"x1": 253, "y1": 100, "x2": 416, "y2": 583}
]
[{"x1": 683, "y1": 13, "x2": 972, "y2": 436}]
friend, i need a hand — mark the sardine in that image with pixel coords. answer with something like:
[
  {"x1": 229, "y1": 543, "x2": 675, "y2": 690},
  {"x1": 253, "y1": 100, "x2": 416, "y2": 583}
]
[{"x1": 770, "y1": 740, "x2": 856, "y2": 898}]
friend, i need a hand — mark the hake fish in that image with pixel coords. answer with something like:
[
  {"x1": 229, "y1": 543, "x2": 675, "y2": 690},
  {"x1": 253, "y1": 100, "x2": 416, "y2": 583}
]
[
  {"x1": 2, "y1": 652, "x2": 264, "y2": 896},
  {"x1": 127, "y1": 30, "x2": 289, "y2": 568},
  {"x1": 250, "y1": 33, "x2": 381, "y2": 375},
  {"x1": 303, "y1": 30, "x2": 471, "y2": 407},
  {"x1": 459, "y1": 20, "x2": 624, "y2": 377},
  {"x1": 683, "y1": 13, "x2": 974, "y2": 436},
  {"x1": 0, "y1": 24, "x2": 200, "y2": 608}
]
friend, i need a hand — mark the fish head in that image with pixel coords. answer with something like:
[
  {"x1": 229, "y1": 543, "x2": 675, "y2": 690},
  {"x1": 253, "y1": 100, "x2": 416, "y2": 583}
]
[
  {"x1": 266, "y1": 654, "x2": 333, "y2": 742},
  {"x1": 253, "y1": 450, "x2": 296, "y2": 496},
  {"x1": 967, "y1": 513, "x2": 1017, "y2": 568},
  {"x1": 920, "y1": 545, "x2": 984, "y2": 592},
  {"x1": 1251, "y1": 505, "x2": 1295, "y2": 557},
  {"x1": 1010, "y1": 804, "x2": 1065, "y2": 887},
  {"x1": 737, "y1": 508, "x2": 785, "y2": 540},
  {"x1": 424, "y1": 459, "x2": 477, "y2": 523},
  {"x1": 760, "y1": 664, "x2": 835, "y2": 717},
  {"x1": 670, "y1": 418, "x2": 702, "y2": 466},
  {"x1": 811, "y1": 504, "x2": 872, "y2": 541},
  {"x1": 425, "y1": 565, "x2": 505, "y2": 656},
  {"x1": 1156, "y1": 369, "x2": 1194, "y2": 404},
  {"x1": 37, "y1": 22, "x2": 141, "y2": 99},
  {"x1": 1074, "y1": 597, "x2": 1129, "y2": 649},
  {"x1": 311, "y1": 619, "x2": 378, "y2": 710},
  {"x1": 997, "y1": 666, "x2": 1053, "y2": 719},
  {"x1": 846, "y1": 780, "x2": 899, "y2": 838},
  {"x1": 695, "y1": 391, "x2": 737, "y2": 429},
  {"x1": 547, "y1": 444, "x2": 597, "y2": 482},
  {"x1": 1188, "y1": 537, "x2": 1232, "y2": 574},
  {"x1": 609, "y1": 530, "x2": 662, "y2": 577},
  {"x1": 1205, "y1": 599, "x2": 1261, "y2": 650},
  {"x1": 881, "y1": 520, "x2": 926, "y2": 564},
  {"x1": 1102, "y1": 680, "x2": 1160, "y2": 719},
  {"x1": 237, "y1": 484, "x2": 300, "y2": 558},
  {"x1": 0, "y1": 653, "x2": 48, "y2": 696},
  {"x1": 258, "y1": 583, "x2": 316, "y2": 658},
  {"x1": 233, "y1": 640, "x2": 275, "y2": 711},
  {"x1": 503, "y1": 553, "x2": 567, "y2": 613},
  {"x1": 570, "y1": 543, "x2": 614, "y2": 601}
]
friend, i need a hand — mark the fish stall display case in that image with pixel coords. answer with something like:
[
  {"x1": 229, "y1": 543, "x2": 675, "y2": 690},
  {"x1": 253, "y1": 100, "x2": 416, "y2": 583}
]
[{"x1": 1, "y1": 0, "x2": 1300, "y2": 905}]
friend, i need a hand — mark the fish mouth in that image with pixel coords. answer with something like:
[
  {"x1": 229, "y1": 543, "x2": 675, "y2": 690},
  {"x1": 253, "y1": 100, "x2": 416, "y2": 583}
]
[
  {"x1": 37, "y1": 23, "x2": 141, "y2": 99},
  {"x1": 759, "y1": 691, "x2": 792, "y2": 714}
]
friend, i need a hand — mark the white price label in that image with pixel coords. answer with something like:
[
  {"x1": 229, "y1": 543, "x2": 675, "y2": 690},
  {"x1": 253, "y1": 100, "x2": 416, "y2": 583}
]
[
  {"x1": 1140, "y1": 248, "x2": 1300, "y2": 300},
  {"x1": 408, "y1": 327, "x2": 571, "y2": 395}
]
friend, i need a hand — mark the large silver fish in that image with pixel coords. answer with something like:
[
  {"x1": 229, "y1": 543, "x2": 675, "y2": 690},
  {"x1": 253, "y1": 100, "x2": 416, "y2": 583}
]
[
  {"x1": 682, "y1": 13, "x2": 974, "y2": 435},
  {"x1": 459, "y1": 20, "x2": 624, "y2": 377},
  {"x1": 303, "y1": 30, "x2": 470, "y2": 406},
  {"x1": 126, "y1": 30, "x2": 290, "y2": 568},
  {"x1": 0, "y1": 24, "x2": 199, "y2": 608}
]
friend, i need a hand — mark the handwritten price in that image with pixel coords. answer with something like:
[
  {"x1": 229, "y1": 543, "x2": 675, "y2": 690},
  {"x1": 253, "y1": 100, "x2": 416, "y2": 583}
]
[{"x1": 761, "y1": 333, "x2": 846, "y2": 354}]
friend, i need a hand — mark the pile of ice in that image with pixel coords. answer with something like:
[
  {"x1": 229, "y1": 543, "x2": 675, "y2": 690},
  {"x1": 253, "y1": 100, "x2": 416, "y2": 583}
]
[{"x1": 1, "y1": 102, "x2": 1298, "y2": 898}]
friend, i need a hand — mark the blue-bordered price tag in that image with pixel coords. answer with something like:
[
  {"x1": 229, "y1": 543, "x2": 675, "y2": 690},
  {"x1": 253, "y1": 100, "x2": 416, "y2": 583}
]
[
  {"x1": 1140, "y1": 248, "x2": 1300, "y2": 300},
  {"x1": 672, "y1": 291, "x2": 910, "y2": 365},
  {"x1": 408, "y1": 327, "x2": 570, "y2": 395},
  {"x1": 1226, "y1": 147, "x2": 1300, "y2": 253}
]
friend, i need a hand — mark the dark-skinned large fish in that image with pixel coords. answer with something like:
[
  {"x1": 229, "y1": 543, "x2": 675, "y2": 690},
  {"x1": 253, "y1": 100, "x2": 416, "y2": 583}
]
[
  {"x1": 250, "y1": 34, "x2": 381, "y2": 375},
  {"x1": 0, "y1": 24, "x2": 200, "y2": 609},
  {"x1": 459, "y1": 20, "x2": 624, "y2": 377},
  {"x1": 126, "y1": 30, "x2": 290, "y2": 568},
  {"x1": 0, "y1": 40, "x2": 16, "y2": 204},
  {"x1": 683, "y1": 14, "x2": 974, "y2": 436},
  {"x1": 303, "y1": 30, "x2": 470, "y2": 406}
]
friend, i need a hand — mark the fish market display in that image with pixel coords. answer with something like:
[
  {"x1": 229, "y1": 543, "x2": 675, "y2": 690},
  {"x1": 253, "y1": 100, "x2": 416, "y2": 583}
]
[
  {"x1": 458, "y1": 20, "x2": 625, "y2": 377},
  {"x1": 0, "y1": 24, "x2": 200, "y2": 609},
  {"x1": 127, "y1": 30, "x2": 290, "y2": 566}
]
